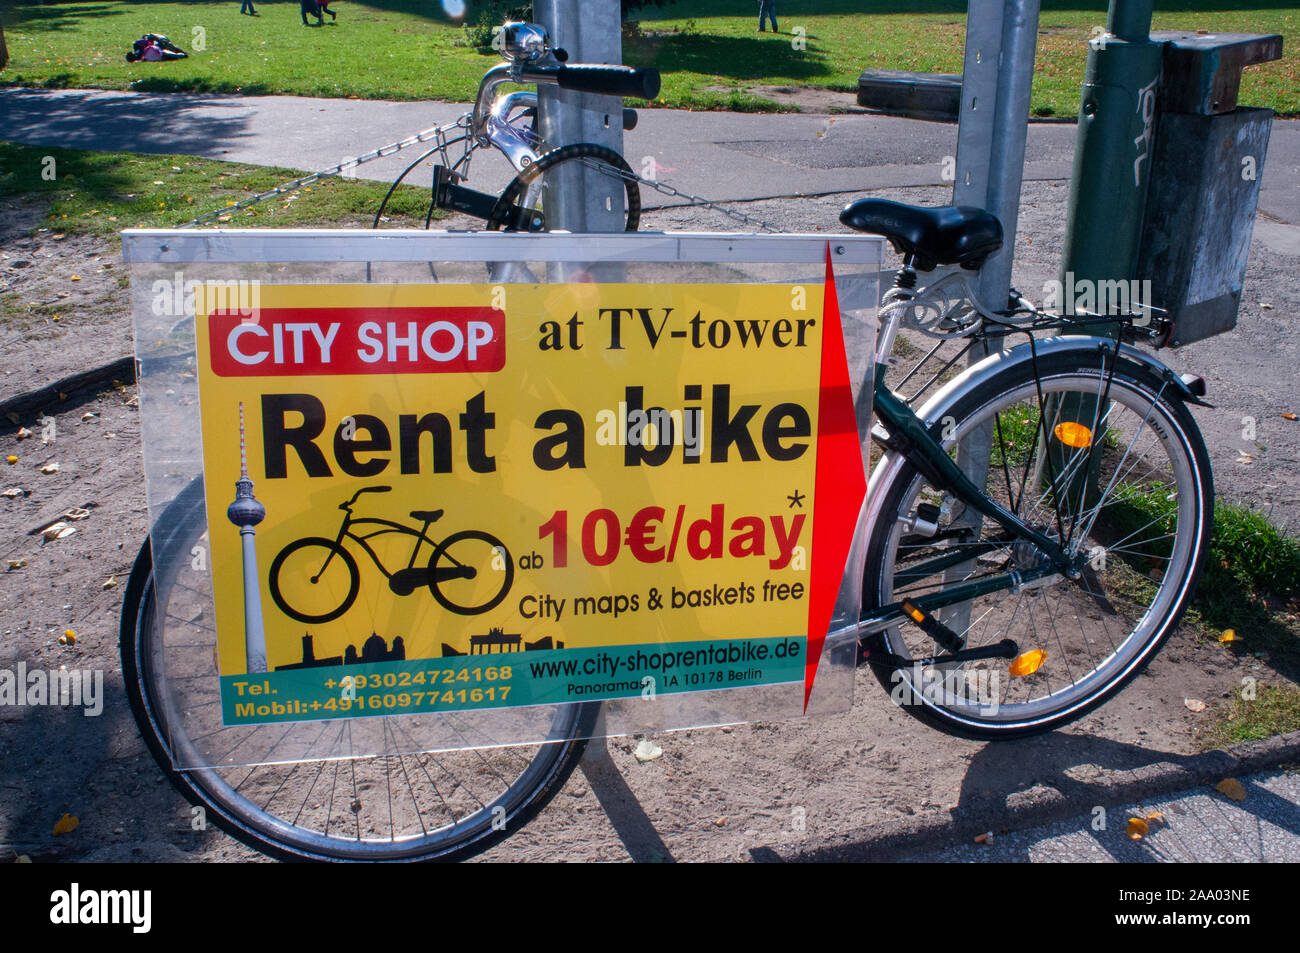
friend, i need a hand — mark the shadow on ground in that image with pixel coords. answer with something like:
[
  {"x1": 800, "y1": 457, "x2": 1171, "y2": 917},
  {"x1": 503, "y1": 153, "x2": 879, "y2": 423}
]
[{"x1": 0, "y1": 88, "x2": 253, "y2": 157}]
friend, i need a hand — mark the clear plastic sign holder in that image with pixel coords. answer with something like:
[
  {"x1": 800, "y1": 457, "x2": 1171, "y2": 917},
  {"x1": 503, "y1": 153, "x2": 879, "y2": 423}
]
[{"x1": 124, "y1": 230, "x2": 883, "y2": 769}]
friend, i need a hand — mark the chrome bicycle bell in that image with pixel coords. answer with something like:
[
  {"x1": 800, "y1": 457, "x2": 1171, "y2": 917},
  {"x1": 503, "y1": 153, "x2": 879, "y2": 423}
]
[{"x1": 501, "y1": 22, "x2": 550, "y2": 62}]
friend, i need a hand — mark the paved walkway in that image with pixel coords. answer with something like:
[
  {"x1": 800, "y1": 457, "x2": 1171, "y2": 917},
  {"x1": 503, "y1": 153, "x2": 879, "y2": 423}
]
[
  {"x1": 2, "y1": 87, "x2": 1296, "y2": 238},
  {"x1": 900, "y1": 768, "x2": 1300, "y2": 862}
]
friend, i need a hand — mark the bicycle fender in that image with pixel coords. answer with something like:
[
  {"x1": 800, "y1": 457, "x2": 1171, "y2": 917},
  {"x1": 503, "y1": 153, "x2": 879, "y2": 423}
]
[{"x1": 915, "y1": 336, "x2": 1210, "y2": 431}]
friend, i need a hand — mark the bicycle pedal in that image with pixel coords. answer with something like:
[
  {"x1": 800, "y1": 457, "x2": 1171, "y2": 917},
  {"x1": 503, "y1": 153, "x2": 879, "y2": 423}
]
[{"x1": 901, "y1": 599, "x2": 964, "y2": 654}]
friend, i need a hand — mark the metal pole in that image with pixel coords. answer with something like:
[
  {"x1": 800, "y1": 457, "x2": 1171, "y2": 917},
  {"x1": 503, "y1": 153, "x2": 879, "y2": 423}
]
[
  {"x1": 954, "y1": 0, "x2": 1041, "y2": 310},
  {"x1": 942, "y1": 0, "x2": 1041, "y2": 639},
  {"x1": 534, "y1": 0, "x2": 627, "y2": 234}
]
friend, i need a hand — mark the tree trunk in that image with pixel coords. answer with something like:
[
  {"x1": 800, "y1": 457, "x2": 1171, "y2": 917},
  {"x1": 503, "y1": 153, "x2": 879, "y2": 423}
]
[{"x1": 0, "y1": 22, "x2": 9, "y2": 72}]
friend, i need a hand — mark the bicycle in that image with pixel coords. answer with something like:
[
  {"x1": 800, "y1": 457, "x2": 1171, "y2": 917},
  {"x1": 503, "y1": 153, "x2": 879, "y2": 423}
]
[
  {"x1": 267, "y1": 485, "x2": 513, "y2": 624},
  {"x1": 842, "y1": 198, "x2": 1213, "y2": 740}
]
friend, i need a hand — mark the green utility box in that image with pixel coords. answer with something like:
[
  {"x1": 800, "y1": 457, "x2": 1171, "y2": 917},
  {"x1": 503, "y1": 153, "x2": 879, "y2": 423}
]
[{"x1": 1136, "y1": 32, "x2": 1283, "y2": 347}]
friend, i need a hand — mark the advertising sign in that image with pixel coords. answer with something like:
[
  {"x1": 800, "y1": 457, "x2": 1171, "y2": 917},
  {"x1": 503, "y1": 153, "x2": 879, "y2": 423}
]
[{"x1": 126, "y1": 231, "x2": 881, "y2": 762}]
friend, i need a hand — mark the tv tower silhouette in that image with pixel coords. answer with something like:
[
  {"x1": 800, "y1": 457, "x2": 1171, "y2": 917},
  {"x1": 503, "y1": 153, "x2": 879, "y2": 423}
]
[{"x1": 226, "y1": 402, "x2": 268, "y2": 673}]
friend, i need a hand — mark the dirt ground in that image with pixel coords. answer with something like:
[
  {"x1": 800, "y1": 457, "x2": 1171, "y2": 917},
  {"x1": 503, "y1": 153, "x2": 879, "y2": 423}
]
[{"x1": 1, "y1": 172, "x2": 1297, "y2": 862}]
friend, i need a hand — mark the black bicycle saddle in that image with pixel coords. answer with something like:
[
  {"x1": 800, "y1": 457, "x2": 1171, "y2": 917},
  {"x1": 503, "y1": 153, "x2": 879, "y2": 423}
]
[
  {"x1": 410, "y1": 509, "x2": 444, "y2": 523},
  {"x1": 839, "y1": 198, "x2": 1003, "y2": 271}
]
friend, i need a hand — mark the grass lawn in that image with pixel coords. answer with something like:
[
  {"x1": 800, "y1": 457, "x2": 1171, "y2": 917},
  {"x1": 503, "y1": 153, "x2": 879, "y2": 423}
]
[
  {"x1": 0, "y1": 140, "x2": 437, "y2": 233},
  {"x1": 0, "y1": 1, "x2": 1295, "y2": 116}
]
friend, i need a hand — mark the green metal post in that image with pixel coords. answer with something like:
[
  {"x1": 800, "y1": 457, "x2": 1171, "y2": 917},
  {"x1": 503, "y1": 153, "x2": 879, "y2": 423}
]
[
  {"x1": 1060, "y1": 0, "x2": 1163, "y2": 286},
  {"x1": 1046, "y1": 0, "x2": 1163, "y2": 516}
]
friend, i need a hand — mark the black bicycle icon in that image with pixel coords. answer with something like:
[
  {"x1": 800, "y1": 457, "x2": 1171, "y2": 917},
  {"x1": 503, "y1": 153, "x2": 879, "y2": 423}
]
[{"x1": 267, "y1": 485, "x2": 514, "y2": 624}]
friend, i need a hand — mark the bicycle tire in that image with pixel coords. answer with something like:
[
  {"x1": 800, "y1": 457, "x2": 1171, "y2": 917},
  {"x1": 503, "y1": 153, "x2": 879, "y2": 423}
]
[
  {"x1": 427, "y1": 529, "x2": 514, "y2": 616},
  {"x1": 486, "y1": 142, "x2": 641, "y2": 232},
  {"x1": 861, "y1": 345, "x2": 1213, "y2": 740},
  {"x1": 267, "y1": 537, "x2": 360, "y2": 625},
  {"x1": 120, "y1": 478, "x2": 599, "y2": 861}
]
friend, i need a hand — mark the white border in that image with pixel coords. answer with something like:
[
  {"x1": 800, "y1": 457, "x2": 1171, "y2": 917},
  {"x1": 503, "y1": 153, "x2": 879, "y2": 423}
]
[{"x1": 122, "y1": 229, "x2": 886, "y2": 265}]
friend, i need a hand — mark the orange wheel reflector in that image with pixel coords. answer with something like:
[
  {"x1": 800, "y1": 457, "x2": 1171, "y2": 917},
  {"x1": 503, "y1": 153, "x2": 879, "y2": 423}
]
[
  {"x1": 1008, "y1": 649, "x2": 1047, "y2": 677},
  {"x1": 1053, "y1": 421, "x2": 1094, "y2": 448},
  {"x1": 902, "y1": 600, "x2": 926, "y2": 623}
]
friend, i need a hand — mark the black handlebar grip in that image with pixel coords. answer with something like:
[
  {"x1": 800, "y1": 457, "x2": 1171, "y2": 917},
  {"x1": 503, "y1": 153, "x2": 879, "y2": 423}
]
[{"x1": 554, "y1": 64, "x2": 661, "y2": 100}]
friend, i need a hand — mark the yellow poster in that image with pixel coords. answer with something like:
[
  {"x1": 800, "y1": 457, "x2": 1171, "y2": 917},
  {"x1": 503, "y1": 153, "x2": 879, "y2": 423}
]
[{"x1": 196, "y1": 269, "x2": 864, "y2": 725}]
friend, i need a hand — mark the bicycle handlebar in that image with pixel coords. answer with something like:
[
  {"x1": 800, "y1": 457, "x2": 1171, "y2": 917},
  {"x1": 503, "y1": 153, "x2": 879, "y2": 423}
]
[
  {"x1": 552, "y1": 64, "x2": 661, "y2": 101},
  {"x1": 340, "y1": 485, "x2": 392, "y2": 509}
]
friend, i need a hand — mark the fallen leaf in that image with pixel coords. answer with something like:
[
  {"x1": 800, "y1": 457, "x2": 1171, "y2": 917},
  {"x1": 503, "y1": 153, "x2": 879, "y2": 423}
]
[
  {"x1": 1215, "y1": 778, "x2": 1247, "y2": 801},
  {"x1": 64, "y1": 507, "x2": 90, "y2": 521},
  {"x1": 1236, "y1": 452, "x2": 1255, "y2": 465},
  {"x1": 1283, "y1": 413, "x2": 1298, "y2": 421},
  {"x1": 52, "y1": 813, "x2": 79, "y2": 836},
  {"x1": 1183, "y1": 698, "x2": 1207, "y2": 712},
  {"x1": 5, "y1": 456, "x2": 16, "y2": 465},
  {"x1": 39, "y1": 462, "x2": 59, "y2": 474},
  {"x1": 102, "y1": 576, "x2": 118, "y2": 590},
  {"x1": 125, "y1": 395, "x2": 140, "y2": 408},
  {"x1": 15, "y1": 427, "x2": 33, "y2": 440},
  {"x1": 14, "y1": 855, "x2": 31, "y2": 863},
  {"x1": 1127, "y1": 817, "x2": 1149, "y2": 840},
  {"x1": 1146, "y1": 811, "x2": 1165, "y2": 824},
  {"x1": 1219, "y1": 629, "x2": 1239, "y2": 643},
  {"x1": 974, "y1": 831, "x2": 993, "y2": 844},
  {"x1": 61, "y1": 629, "x2": 76, "y2": 645},
  {"x1": 6, "y1": 559, "x2": 26, "y2": 570},
  {"x1": 713, "y1": 816, "x2": 727, "y2": 827},
  {"x1": 2, "y1": 487, "x2": 23, "y2": 498},
  {"x1": 633, "y1": 739, "x2": 663, "y2": 762},
  {"x1": 69, "y1": 275, "x2": 81, "y2": 281},
  {"x1": 81, "y1": 412, "x2": 98, "y2": 422}
]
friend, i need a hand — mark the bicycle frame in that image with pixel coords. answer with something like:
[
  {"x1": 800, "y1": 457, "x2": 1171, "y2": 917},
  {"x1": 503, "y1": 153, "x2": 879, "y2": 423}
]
[
  {"x1": 325, "y1": 512, "x2": 436, "y2": 583},
  {"x1": 859, "y1": 360, "x2": 1075, "y2": 640}
]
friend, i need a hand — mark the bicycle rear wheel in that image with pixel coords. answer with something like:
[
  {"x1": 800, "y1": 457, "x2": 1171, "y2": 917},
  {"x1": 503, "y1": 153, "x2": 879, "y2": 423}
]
[
  {"x1": 861, "y1": 344, "x2": 1213, "y2": 739},
  {"x1": 120, "y1": 478, "x2": 598, "y2": 861}
]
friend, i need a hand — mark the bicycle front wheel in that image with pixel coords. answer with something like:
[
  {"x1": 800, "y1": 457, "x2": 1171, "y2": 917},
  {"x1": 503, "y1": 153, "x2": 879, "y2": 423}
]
[
  {"x1": 861, "y1": 344, "x2": 1213, "y2": 739},
  {"x1": 121, "y1": 478, "x2": 597, "y2": 862},
  {"x1": 486, "y1": 142, "x2": 641, "y2": 232},
  {"x1": 268, "y1": 537, "x2": 360, "y2": 624}
]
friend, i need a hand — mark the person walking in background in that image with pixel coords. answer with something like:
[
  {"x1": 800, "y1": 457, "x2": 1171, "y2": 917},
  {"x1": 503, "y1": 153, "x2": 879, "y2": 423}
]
[
  {"x1": 758, "y1": 0, "x2": 778, "y2": 33},
  {"x1": 239, "y1": 0, "x2": 257, "y2": 15},
  {"x1": 319, "y1": 0, "x2": 338, "y2": 21}
]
